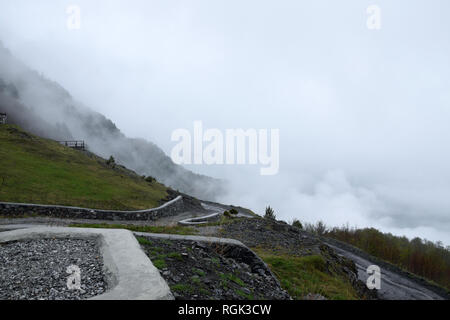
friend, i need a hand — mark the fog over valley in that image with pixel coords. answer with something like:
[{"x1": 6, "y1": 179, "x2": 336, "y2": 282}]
[{"x1": 0, "y1": 0, "x2": 449, "y2": 246}]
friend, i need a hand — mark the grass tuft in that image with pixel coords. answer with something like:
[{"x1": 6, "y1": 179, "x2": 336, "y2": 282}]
[
  {"x1": 253, "y1": 248, "x2": 359, "y2": 300},
  {"x1": 152, "y1": 259, "x2": 167, "y2": 269}
]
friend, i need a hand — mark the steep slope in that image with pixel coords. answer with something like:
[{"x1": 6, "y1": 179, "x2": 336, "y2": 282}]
[
  {"x1": 213, "y1": 218, "x2": 376, "y2": 300},
  {"x1": 0, "y1": 42, "x2": 224, "y2": 200},
  {"x1": 0, "y1": 124, "x2": 168, "y2": 210}
]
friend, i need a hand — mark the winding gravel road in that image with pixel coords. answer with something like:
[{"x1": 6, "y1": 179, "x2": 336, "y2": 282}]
[
  {"x1": 326, "y1": 243, "x2": 446, "y2": 300},
  {"x1": 1, "y1": 200, "x2": 447, "y2": 300}
]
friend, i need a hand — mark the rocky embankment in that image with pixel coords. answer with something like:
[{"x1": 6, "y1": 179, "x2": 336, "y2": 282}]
[
  {"x1": 213, "y1": 218, "x2": 377, "y2": 299},
  {"x1": 137, "y1": 236, "x2": 290, "y2": 300}
]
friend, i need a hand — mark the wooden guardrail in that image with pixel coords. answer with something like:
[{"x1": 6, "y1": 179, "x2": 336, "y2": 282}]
[{"x1": 58, "y1": 140, "x2": 85, "y2": 150}]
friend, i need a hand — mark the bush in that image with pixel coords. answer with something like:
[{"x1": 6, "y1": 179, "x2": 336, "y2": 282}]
[
  {"x1": 144, "y1": 176, "x2": 156, "y2": 183},
  {"x1": 229, "y1": 208, "x2": 239, "y2": 215},
  {"x1": 292, "y1": 219, "x2": 303, "y2": 230},
  {"x1": 315, "y1": 221, "x2": 327, "y2": 236},
  {"x1": 223, "y1": 211, "x2": 232, "y2": 218},
  {"x1": 106, "y1": 155, "x2": 116, "y2": 167},
  {"x1": 264, "y1": 206, "x2": 276, "y2": 220},
  {"x1": 304, "y1": 221, "x2": 327, "y2": 236}
]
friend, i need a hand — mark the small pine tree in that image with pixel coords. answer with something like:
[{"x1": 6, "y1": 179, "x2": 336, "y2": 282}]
[
  {"x1": 264, "y1": 206, "x2": 276, "y2": 220},
  {"x1": 315, "y1": 221, "x2": 327, "y2": 236},
  {"x1": 292, "y1": 219, "x2": 303, "y2": 229},
  {"x1": 106, "y1": 155, "x2": 116, "y2": 167}
]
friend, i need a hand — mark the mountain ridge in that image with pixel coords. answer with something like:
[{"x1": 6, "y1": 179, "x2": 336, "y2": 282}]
[{"x1": 0, "y1": 42, "x2": 225, "y2": 200}]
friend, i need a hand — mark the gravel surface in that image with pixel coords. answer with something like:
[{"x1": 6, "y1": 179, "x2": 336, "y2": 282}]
[
  {"x1": 219, "y1": 218, "x2": 322, "y2": 256},
  {"x1": 0, "y1": 238, "x2": 107, "y2": 300}
]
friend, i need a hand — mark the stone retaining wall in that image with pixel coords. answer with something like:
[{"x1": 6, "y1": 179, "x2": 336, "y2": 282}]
[{"x1": 0, "y1": 196, "x2": 185, "y2": 221}]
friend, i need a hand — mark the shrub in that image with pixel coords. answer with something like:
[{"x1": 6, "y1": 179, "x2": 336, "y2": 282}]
[
  {"x1": 145, "y1": 176, "x2": 156, "y2": 183},
  {"x1": 264, "y1": 206, "x2": 276, "y2": 220},
  {"x1": 292, "y1": 219, "x2": 303, "y2": 230},
  {"x1": 106, "y1": 155, "x2": 116, "y2": 167},
  {"x1": 315, "y1": 221, "x2": 327, "y2": 236},
  {"x1": 304, "y1": 221, "x2": 328, "y2": 236},
  {"x1": 229, "y1": 208, "x2": 239, "y2": 215},
  {"x1": 152, "y1": 259, "x2": 166, "y2": 269}
]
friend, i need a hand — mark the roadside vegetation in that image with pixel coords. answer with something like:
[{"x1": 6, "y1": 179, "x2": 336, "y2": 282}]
[
  {"x1": 264, "y1": 206, "x2": 276, "y2": 220},
  {"x1": 305, "y1": 221, "x2": 450, "y2": 291},
  {"x1": 0, "y1": 125, "x2": 168, "y2": 210},
  {"x1": 253, "y1": 248, "x2": 360, "y2": 300}
]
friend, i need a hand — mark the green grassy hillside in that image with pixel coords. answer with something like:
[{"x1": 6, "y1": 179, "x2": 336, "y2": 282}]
[
  {"x1": 0, "y1": 125, "x2": 168, "y2": 210},
  {"x1": 254, "y1": 249, "x2": 360, "y2": 300}
]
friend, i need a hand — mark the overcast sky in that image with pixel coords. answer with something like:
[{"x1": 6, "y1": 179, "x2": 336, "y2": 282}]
[{"x1": 1, "y1": 0, "x2": 449, "y2": 245}]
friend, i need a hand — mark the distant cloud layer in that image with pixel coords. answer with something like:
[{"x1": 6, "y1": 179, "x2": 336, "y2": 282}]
[{"x1": 1, "y1": 0, "x2": 449, "y2": 245}]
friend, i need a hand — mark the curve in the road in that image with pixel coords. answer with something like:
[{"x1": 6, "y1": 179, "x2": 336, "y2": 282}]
[{"x1": 178, "y1": 203, "x2": 254, "y2": 226}]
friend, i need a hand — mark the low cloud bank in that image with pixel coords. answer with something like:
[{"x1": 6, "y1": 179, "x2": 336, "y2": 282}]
[{"x1": 218, "y1": 169, "x2": 450, "y2": 246}]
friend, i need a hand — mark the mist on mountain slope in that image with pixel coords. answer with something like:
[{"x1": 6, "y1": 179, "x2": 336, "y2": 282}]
[
  {"x1": 2, "y1": 27, "x2": 450, "y2": 248},
  {"x1": 0, "y1": 43, "x2": 224, "y2": 200}
]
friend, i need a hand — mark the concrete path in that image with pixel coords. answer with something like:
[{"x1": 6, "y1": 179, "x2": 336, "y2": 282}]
[
  {"x1": 133, "y1": 231, "x2": 246, "y2": 246},
  {"x1": 0, "y1": 224, "x2": 283, "y2": 299},
  {"x1": 0, "y1": 225, "x2": 173, "y2": 300}
]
